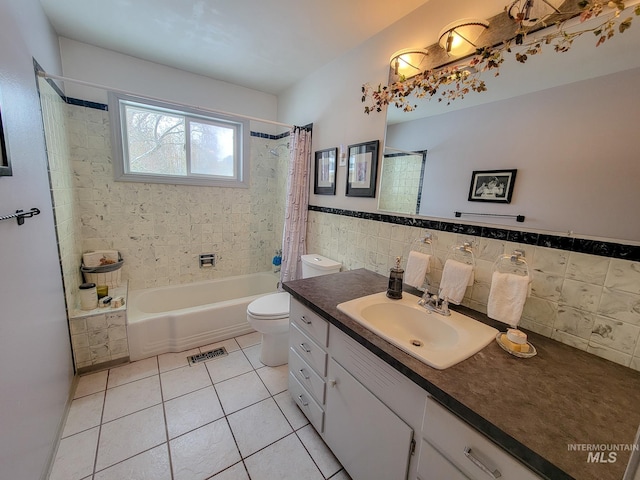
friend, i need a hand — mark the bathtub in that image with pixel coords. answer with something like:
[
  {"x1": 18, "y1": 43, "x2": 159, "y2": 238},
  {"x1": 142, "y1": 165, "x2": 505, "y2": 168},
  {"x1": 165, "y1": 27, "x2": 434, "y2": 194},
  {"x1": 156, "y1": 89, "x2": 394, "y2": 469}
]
[{"x1": 127, "y1": 272, "x2": 279, "y2": 361}]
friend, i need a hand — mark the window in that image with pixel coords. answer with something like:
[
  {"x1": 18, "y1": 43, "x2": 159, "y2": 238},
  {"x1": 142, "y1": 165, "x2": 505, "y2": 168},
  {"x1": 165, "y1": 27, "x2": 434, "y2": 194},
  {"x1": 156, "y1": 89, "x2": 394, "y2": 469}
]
[{"x1": 109, "y1": 93, "x2": 249, "y2": 187}]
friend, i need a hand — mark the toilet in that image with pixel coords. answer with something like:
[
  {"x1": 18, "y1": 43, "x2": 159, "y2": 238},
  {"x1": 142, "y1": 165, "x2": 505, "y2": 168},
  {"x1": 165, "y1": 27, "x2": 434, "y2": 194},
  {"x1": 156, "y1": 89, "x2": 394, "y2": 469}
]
[{"x1": 247, "y1": 254, "x2": 342, "y2": 366}]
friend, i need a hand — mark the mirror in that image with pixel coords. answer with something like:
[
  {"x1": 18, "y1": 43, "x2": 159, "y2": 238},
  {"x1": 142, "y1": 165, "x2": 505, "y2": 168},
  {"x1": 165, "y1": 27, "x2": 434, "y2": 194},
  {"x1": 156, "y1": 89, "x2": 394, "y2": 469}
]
[
  {"x1": 378, "y1": 11, "x2": 640, "y2": 240},
  {"x1": 378, "y1": 148, "x2": 426, "y2": 215}
]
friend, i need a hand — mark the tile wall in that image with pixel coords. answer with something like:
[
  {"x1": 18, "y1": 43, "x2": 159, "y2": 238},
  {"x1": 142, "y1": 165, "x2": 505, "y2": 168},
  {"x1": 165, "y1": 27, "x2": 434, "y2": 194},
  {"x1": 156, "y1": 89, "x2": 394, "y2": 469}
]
[
  {"x1": 65, "y1": 104, "x2": 287, "y2": 291},
  {"x1": 306, "y1": 210, "x2": 640, "y2": 371},
  {"x1": 378, "y1": 153, "x2": 423, "y2": 215},
  {"x1": 39, "y1": 78, "x2": 84, "y2": 313}
]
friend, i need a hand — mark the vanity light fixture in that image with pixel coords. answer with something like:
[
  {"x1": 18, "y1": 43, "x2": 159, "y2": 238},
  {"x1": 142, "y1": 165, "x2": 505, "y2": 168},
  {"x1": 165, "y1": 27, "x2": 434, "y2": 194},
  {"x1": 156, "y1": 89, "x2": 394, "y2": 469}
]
[
  {"x1": 389, "y1": 48, "x2": 430, "y2": 77},
  {"x1": 507, "y1": 0, "x2": 563, "y2": 27},
  {"x1": 438, "y1": 18, "x2": 489, "y2": 57}
]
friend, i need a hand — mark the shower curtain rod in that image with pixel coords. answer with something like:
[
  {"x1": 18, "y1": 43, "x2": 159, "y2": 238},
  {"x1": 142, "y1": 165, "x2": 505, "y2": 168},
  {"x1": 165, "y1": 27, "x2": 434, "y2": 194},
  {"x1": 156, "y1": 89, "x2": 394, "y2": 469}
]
[{"x1": 37, "y1": 71, "x2": 295, "y2": 129}]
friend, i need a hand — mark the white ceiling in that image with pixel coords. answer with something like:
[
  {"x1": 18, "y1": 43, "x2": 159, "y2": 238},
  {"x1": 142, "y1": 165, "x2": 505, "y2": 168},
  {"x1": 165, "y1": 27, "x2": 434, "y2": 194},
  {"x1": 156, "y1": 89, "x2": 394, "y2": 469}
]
[{"x1": 39, "y1": 0, "x2": 431, "y2": 95}]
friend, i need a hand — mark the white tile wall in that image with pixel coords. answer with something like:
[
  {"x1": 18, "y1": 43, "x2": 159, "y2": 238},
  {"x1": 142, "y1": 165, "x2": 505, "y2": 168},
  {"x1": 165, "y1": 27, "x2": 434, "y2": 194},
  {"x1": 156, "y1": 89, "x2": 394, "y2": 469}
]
[
  {"x1": 39, "y1": 79, "x2": 84, "y2": 313},
  {"x1": 307, "y1": 210, "x2": 640, "y2": 370},
  {"x1": 66, "y1": 104, "x2": 287, "y2": 290}
]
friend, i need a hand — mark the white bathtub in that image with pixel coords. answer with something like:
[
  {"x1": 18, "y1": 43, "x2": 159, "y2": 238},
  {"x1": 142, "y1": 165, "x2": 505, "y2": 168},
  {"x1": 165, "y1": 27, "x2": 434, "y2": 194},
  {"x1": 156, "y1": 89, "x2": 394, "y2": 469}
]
[{"x1": 127, "y1": 272, "x2": 279, "y2": 361}]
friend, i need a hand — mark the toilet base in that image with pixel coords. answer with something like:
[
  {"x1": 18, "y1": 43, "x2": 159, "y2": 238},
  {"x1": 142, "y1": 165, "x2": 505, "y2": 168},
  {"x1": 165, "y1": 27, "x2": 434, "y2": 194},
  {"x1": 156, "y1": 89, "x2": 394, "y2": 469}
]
[{"x1": 259, "y1": 332, "x2": 289, "y2": 367}]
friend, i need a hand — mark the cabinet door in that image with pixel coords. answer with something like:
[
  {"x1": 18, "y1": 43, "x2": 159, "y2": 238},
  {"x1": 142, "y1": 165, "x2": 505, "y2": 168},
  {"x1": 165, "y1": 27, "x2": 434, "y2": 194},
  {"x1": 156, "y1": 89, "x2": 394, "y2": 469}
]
[
  {"x1": 417, "y1": 439, "x2": 469, "y2": 480},
  {"x1": 325, "y1": 358, "x2": 414, "y2": 480}
]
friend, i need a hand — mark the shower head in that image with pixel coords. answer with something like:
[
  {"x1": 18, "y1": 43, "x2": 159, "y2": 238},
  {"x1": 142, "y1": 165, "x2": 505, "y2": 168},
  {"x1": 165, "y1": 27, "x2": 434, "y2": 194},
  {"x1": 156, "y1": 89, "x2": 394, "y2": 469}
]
[{"x1": 269, "y1": 143, "x2": 289, "y2": 157}]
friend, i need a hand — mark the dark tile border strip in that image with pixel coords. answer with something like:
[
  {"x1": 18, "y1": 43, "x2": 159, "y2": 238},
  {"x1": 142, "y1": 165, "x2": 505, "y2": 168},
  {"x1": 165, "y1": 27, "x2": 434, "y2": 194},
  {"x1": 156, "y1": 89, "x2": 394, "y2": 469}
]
[
  {"x1": 308, "y1": 205, "x2": 640, "y2": 261},
  {"x1": 39, "y1": 78, "x2": 289, "y2": 140}
]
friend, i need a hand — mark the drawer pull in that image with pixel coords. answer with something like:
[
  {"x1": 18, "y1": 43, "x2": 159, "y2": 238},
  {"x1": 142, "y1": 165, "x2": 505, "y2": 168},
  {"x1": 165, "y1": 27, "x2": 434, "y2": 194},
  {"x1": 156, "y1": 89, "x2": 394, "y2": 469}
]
[
  {"x1": 299, "y1": 342, "x2": 311, "y2": 353},
  {"x1": 300, "y1": 315, "x2": 312, "y2": 325},
  {"x1": 297, "y1": 394, "x2": 309, "y2": 407},
  {"x1": 463, "y1": 447, "x2": 502, "y2": 479},
  {"x1": 299, "y1": 368, "x2": 310, "y2": 380}
]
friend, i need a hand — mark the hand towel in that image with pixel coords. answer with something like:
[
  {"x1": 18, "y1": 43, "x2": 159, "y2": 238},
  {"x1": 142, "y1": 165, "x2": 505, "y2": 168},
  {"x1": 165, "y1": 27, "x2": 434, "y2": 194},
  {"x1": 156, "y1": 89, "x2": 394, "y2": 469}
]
[
  {"x1": 487, "y1": 271, "x2": 530, "y2": 327},
  {"x1": 405, "y1": 251, "x2": 431, "y2": 288},
  {"x1": 439, "y1": 259, "x2": 474, "y2": 305}
]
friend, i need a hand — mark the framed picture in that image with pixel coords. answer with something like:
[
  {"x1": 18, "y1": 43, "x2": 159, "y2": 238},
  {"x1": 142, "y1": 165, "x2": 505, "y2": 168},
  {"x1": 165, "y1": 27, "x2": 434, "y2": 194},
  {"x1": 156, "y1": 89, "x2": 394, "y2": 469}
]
[
  {"x1": 314, "y1": 147, "x2": 337, "y2": 195},
  {"x1": 468, "y1": 169, "x2": 517, "y2": 203},
  {"x1": 0, "y1": 90, "x2": 12, "y2": 177},
  {"x1": 346, "y1": 140, "x2": 379, "y2": 197}
]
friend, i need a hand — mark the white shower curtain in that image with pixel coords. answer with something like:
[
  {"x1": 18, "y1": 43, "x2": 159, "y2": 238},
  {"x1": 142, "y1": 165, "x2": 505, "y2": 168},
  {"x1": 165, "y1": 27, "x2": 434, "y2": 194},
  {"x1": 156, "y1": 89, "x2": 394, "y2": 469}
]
[{"x1": 280, "y1": 125, "x2": 312, "y2": 284}]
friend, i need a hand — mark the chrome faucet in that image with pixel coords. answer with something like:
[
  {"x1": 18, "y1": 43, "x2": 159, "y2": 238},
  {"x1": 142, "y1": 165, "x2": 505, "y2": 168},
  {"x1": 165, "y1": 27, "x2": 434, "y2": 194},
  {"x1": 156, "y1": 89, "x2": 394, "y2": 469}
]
[{"x1": 418, "y1": 291, "x2": 450, "y2": 316}]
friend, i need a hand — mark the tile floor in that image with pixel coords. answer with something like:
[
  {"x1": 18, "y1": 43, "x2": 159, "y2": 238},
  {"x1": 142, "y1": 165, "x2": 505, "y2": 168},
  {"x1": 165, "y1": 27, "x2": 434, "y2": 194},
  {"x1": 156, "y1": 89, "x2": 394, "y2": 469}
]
[{"x1": 49, "y1": 332, "x2": 351, "y2": 480}]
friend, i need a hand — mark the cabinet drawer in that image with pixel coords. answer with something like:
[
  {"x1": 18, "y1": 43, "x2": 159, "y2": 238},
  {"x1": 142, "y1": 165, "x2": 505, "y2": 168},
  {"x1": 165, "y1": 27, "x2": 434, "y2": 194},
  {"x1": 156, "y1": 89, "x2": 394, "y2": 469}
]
[
  {"x1": 290, "y1": 322, "x2": 327, "y2": 377},
  {"x1": 417, "y1": 439, "x2": 468, "y2": 480},
  {"x1": 290, "y1": 299, "x2": 328, "y2": 347},
  {"x1": 289, "y1": 347, "x2": 326, "y2": 405},
  {"x1": 423, "y1": 397, "x2": 542, "y2": 480},
  {"x1": 289, "y1": 372, "x2": 324, "y2": 433}
]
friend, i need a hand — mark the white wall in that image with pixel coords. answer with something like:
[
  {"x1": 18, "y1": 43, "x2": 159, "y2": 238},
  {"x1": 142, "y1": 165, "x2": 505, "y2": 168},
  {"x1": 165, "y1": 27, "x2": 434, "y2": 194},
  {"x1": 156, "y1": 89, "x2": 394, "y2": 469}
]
[
  {"x1": 278, "y1": 0, "x2": 640, "y2": 242},
  {"x1": 0, "y1": 0, "x2": 74, "y2": 479},
  {"x1": 58, "y1": 37, "x2": 279, "y2": 125}
]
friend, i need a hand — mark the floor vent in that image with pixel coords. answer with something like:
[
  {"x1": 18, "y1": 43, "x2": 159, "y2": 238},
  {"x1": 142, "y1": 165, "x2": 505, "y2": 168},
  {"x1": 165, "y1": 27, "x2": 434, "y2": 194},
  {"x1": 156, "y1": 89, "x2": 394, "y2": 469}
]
[{"x1": 188, "y1": 347, "x2": 228, "y2": 366}]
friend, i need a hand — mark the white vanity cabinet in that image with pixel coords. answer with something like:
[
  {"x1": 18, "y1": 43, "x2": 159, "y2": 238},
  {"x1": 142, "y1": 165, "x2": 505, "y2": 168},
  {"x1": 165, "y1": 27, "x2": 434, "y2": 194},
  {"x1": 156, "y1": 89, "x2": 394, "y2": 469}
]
[
  {"x1": 418, "y1": 397, "x2": 543, "y2": 480},
  {"x1": 288, "y1": 298, "x2": 544, "y2": 480}
]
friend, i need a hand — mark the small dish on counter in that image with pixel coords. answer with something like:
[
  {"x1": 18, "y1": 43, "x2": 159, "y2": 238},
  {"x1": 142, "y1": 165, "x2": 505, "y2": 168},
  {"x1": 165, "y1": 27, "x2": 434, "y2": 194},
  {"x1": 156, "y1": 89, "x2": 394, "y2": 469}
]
[{"x1": 496, "y1": 332, "x2": 537, "y2": 358}]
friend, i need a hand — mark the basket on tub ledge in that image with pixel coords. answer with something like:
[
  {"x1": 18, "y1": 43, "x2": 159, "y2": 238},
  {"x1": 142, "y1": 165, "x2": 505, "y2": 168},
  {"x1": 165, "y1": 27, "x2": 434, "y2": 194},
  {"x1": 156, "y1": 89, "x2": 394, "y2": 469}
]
[{"x1": 81, "y1": 250, "x2": 124, "y2": 288}]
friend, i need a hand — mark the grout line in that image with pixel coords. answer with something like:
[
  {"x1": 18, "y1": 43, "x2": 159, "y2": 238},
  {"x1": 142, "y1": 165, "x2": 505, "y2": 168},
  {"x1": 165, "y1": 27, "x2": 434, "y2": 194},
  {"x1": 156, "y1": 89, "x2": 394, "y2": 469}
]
[{"x1": 157, "y1": 355, "x2": 176, "y2": 480}]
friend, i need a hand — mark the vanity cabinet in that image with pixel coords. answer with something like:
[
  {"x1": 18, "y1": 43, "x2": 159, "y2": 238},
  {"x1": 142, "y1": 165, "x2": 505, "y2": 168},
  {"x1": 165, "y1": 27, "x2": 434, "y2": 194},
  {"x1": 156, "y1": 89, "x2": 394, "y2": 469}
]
[
  {"x1": 288, "y1": 298, "x2": 543, "y2": 480},
  {"x1": 418, "y1": 397, "x2": 542, "y2": 480}
]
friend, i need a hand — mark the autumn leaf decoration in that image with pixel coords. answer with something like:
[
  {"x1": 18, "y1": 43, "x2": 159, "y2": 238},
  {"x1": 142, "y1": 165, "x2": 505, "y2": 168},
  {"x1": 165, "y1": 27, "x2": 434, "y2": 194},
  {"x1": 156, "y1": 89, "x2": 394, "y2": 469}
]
[{"x1": 362, "y1": 1, "x2": 639, "y2": 114}]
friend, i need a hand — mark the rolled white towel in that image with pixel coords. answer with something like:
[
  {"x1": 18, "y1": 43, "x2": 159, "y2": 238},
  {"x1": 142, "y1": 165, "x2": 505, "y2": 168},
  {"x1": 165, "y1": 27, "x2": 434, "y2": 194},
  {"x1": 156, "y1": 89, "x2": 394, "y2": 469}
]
[
  {"x1": 487, "y1": 271, "x2": 530, "y2": 327},
  {"x1": 439, "y1": 259, "x2": 474, "y2": 305},
  {"x1": 405, "y1": 251, "x2": 431, "y2": 288}
]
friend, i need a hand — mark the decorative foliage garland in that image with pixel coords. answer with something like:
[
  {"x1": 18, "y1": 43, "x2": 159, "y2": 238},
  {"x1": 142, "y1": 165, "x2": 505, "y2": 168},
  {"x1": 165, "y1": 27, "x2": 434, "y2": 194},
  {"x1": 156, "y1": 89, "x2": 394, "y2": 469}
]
[{"x1": 362, "y1": 1, "x2": 640, "y2": 114}]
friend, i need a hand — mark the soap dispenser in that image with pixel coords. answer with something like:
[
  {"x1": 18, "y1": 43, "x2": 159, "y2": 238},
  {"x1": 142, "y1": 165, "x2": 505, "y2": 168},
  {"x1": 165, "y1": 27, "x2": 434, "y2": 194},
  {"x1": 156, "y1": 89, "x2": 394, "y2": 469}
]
[{"x1": 386, "y1": 256, "x2": 404, "y2": 299}]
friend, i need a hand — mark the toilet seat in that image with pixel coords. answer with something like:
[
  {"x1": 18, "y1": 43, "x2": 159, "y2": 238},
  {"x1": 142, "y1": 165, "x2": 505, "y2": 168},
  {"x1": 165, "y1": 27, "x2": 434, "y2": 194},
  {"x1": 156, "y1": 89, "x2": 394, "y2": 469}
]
[{"x1": 247, "y1": 292, "x2": 290, "y2": 319}]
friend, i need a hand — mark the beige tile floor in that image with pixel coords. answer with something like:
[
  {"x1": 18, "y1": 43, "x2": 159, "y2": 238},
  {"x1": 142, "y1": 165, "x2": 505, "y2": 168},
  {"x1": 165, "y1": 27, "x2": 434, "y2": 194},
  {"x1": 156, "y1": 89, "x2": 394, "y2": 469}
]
[{"x1": 49, "y1": 332, "x2": 351, "y2": 480}]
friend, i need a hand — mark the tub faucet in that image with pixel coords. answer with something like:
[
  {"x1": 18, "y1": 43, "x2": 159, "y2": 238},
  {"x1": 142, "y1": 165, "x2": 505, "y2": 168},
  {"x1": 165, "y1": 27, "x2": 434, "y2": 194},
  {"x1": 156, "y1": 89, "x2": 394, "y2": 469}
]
[{"x1": 418, "y1": 291, "x2": 450, "y2": 316}]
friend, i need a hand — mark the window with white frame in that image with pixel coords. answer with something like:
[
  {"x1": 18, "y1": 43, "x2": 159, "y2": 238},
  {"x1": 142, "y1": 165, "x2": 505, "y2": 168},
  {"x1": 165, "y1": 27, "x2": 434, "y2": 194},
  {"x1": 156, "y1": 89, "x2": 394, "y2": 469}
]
[{"x1": 109, "y1": 93, "x2": 249, "y2": 187}]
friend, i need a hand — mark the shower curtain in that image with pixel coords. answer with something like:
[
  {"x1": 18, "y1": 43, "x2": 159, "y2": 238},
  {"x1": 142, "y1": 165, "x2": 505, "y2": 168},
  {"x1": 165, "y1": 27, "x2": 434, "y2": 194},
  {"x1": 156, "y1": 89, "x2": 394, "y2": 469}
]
[{"x1": 280, "y1": 125, "x2": 312, "y2": 284}]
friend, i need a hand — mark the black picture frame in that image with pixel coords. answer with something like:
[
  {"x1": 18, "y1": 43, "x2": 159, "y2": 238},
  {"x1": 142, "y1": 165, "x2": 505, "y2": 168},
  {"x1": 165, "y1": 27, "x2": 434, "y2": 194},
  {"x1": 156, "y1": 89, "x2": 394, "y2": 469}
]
[
  {"x1": 314, "y1": 147, "x2": 337, "y2": 195},
  {"x1": 0, "y1": 90, "x2": 12, "y2": 177},
  {"x1": 468, "y1": 169, "x2": 517, "y2": 203},
  {"x1": 346, "y1": 140, "x2": 379, "y2": 197}
]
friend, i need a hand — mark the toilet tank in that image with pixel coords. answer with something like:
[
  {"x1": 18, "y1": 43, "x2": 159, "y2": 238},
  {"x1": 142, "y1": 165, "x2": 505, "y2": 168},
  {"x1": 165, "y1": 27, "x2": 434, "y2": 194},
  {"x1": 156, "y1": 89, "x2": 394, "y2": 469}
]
[{"x1": 301, "y1": 254, "x2": 342, "y2": 278}]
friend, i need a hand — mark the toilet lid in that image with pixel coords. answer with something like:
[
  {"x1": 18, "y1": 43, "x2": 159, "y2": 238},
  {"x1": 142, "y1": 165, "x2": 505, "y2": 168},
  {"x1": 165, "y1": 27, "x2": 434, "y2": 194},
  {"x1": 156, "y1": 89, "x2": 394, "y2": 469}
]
[{"x1": 248, "y1": 292, "x2": 290, "y2": 318}]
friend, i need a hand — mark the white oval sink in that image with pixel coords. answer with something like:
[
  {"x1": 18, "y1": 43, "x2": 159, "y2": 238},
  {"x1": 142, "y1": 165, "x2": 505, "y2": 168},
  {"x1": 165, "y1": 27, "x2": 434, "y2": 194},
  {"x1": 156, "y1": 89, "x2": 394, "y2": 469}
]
[{"x1": 337, "y1": 292, "x2": 498, "y2": 369}]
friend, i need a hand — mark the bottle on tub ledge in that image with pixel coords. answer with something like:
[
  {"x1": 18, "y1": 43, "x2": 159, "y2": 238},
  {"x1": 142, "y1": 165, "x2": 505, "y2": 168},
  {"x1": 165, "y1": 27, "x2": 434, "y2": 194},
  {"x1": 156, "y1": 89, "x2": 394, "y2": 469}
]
[{"x1": 272, "y1": 249, "x2": 282, "y2": 273}]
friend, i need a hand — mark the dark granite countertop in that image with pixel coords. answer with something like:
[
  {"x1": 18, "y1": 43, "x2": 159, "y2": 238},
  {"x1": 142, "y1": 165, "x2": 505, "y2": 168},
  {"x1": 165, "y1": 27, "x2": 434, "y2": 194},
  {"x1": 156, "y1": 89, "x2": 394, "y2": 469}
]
[{"x1": 283, "y1": 269, "x2": 640, "y2": 480}]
